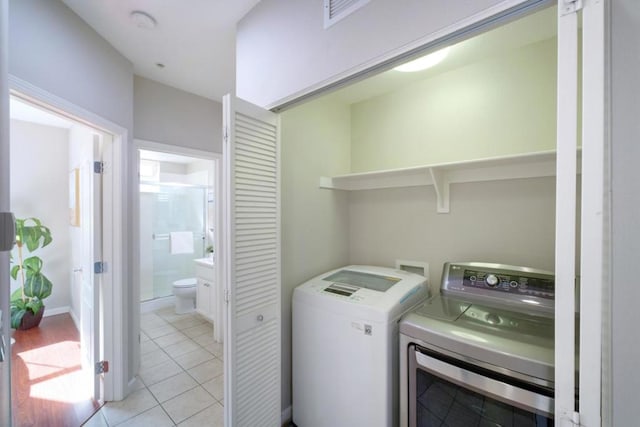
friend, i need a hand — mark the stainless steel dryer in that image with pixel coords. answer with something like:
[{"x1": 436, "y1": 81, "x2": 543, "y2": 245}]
[{"x1": 399, "y1": 262, "x2": 558, "y2": 427}]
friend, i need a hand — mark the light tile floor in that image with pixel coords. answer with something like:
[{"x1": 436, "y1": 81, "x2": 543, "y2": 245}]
[{"x1": 83, "y1": 307, "x2": 224, "y2": 427}]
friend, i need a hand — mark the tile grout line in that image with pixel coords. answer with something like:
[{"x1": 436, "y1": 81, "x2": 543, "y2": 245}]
[
  {"x1": 101, "y1": 314, "x2": 224, "y2": 426},
  {"x1": 153, "y1": 317, "x2": 222, "y2": 422},
  {"x1": 173, "y1": 401, "x2": 222, "y2": 427},
  {"x1": 97, "y1": 309, "x2": 223, "y2": 427}
]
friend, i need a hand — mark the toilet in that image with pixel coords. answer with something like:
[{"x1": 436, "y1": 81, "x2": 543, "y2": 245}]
[{"x1": 172, "y1": 278, "x2": 197, "y2": 314}]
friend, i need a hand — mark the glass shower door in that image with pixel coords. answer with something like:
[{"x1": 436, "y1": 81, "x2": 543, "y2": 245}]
[{"x1": 140, "y1": 184, "x2": 206, "y2": 300}]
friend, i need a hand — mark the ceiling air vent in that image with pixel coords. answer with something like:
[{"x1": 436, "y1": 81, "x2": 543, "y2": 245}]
[{"x1": 324, "y1": 0, "x2": 370, "y2": 29}]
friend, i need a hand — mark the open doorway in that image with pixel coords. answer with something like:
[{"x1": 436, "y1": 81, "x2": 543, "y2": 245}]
[
  {"x1": 126, "y1": 143, "x2": 225, "y2": 425},
  {"x1": 8, "y1": 95, "x2": 110, "y2": 426},
  {"x1": 137, "y1": 148, "x2": 216, "y2": 314}
]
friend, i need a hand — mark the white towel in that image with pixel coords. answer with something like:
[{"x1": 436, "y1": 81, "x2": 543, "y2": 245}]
[{"x1": 170, "y1": 231, "x2": 194, "y2": 254}]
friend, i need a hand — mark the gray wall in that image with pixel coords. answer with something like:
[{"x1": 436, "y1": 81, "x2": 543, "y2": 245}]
[
  {"x1": 10, "y1": 120, "x2": 71, "y2": 313},
  {"x1": 134, "y1": 76, "x2": 223, "y2": 153},
  {"x1": 236, "y1": 0, "x2": 533, "y2": 108},
  {"x1": 9, "y1": 0, "x2": 137, "y2": 393},
  {"x1": 610, "y1": 0, "x2": 640, "y2": 424},
  {"x1": 9, "y1": 0, "x2": 133, "y2": 129}
]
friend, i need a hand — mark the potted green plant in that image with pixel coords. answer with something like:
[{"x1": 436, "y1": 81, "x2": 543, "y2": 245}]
[{"x1": 9, "y1": 217, "x2": 53, "y2": 330}]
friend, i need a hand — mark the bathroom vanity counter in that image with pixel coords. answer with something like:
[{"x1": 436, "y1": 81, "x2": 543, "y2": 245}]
[
  {"x1": 194, "y1": 258, "x2": 216, "y2": 322},
  {"x1": 194, "y1": 257, "x2": 214, "y2": 268}
]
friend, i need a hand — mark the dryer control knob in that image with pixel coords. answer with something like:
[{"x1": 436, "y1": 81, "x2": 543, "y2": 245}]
[{"x1": 486, "y1": 274, "x2": 499, "y2": 287}]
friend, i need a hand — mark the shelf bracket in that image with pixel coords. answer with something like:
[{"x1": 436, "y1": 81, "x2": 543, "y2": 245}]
[
  {"x1": 429, "y1": 168, "x2": 450, "y2": 213},
  {"x1": 319, "y1": 176, "x2": 336, "y2": 189}
]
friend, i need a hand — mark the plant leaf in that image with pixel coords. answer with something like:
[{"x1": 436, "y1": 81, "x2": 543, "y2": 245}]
[
  {"x1": 14, "y1": 218, "x2": 53, "y2": 250},
  {"x1": 11, "y1": 294, "x2": 26, "y2": 308},
  {"x1": 12, "y1": 217, "x2": 53, "y2": 307},
  {"x1": 10, "y1": 288, "x2": 23, "y2": 302},
  {"x1": 25, "y1": 298, "x2": 43, "y2": 315},
  {"x1": 42, "y1": 227, "x2": 53, "y2": 247},
  {"x1": 10, "y1": 296, "x2": 28, "y2": 329},
  {"x1": 24, "y1": 273, "x2": 52, "y2": 299},
  {"x1": 10, "y1": 265, "x2": 20, "y2": 280},
  {"x1": 24, "y1": 226, "x2": 40, "y2": 252},
  {"x1": 22, "y1": 256, "x2": 43, "y2": 274},
  {"x1": 11, "y1": 307, "x2": 26, "y2": 329}
]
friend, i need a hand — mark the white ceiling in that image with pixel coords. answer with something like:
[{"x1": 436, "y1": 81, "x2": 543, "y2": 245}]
[{"x1": 61, "y1": 0, "x2": 261, "y2": 102}]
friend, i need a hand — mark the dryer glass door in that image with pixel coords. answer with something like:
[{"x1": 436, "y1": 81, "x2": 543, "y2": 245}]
[{"x1": 408, "y1": 344, "x2": 554, "y2": 427}]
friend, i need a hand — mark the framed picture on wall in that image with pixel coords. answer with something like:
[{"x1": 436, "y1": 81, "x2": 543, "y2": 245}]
[{"x1": 69, "y1": 168, "x2": 80, "y2": 227}]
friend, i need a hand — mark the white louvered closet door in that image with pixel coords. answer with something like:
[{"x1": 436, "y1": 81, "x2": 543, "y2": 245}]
[{"x1": 222, "y1": 94, "x2": 281, "y2": 427}]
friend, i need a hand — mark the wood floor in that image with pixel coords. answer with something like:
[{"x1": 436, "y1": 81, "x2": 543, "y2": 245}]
[{"x1": 11, "y1": 313, "x2": 101, "y2": 427}]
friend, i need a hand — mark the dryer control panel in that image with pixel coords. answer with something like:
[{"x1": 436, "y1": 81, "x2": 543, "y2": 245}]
[{"x1": 441, "y1": 262, "x2": 555, "y2": 314}]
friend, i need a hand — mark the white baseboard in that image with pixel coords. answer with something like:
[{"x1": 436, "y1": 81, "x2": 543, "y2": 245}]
[
  {"x1": 44, "y1": 306, "x2": 70, "y2": 317},
  {"x1": 141, "y1": 296, "x2": 175, "y2": 313},
  {"x1": 69, "y1": 309, "x2": 80, "y2": 330},
  {"x1": 281, "y1": 406, "x2": 292, "y2": 426}
]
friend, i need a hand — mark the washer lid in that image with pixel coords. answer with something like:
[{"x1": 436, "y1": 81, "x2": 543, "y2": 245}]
[
  {"x1": 174, "y1": 278, "x2": 196, "y2": 287},
  {"x1": 293, "y1": 265, "x2": 429, "y2": 323},
  {"x1": 322, "y1": 269, "x2": 400, "y2": 292}
]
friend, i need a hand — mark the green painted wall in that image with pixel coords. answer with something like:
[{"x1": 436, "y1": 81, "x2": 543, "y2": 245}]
[
  {"x1": 351, "y1": 38, "x2": 557, "y2": 172},
  {"x1": 280, "y1": 97, "x2": 351, "y2": 410}
]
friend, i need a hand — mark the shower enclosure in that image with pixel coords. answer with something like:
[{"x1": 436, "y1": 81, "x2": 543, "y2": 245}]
[{"x1": 140, "y1": 183, "x2": 206, "y2": 301}]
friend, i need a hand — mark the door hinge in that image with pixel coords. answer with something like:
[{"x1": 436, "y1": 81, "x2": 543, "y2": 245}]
[
  {"x1": 94, "y1": 261, "x2": 107, "y2": 274},
  {"x1": 94, "y1": 161, "x2": 105, "y2": 174},
  {"x1": 95, "y1": 360, "x2": 109, "y2": 375},
  {"x1": 223, "y1": 127, "x2": 229, "y2": 143},
  {"x1": 560, "y1": 0, "x2": 583, "y2": 15},
  {"x1": 224, "y1": 288, "x2": 230, "y2": 303}
]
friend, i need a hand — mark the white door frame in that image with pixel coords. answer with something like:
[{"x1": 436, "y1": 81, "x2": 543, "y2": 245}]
[
  {"x1": 9, "y1": 75, "x2": 127, "y2": 402},
  {"x1": 133, "y1": 139, "x2": 223, "y2": 342},
  {"x1": 578, "y1": 0, "x2": 606, "y2": 425},
  {"x1": 554, "y1": 5, "x2": 579, "y2": 425},
  {"x1": 0, "y1": 1, "x2": 11, "y2": 424}
]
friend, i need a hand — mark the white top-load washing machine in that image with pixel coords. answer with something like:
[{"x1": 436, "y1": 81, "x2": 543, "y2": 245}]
[{"x1": 292, "y1": 265, "x2": 429, "y2": 427}]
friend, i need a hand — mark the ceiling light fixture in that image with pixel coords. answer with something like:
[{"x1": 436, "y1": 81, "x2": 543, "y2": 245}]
[
  {"x1": 130, "y1": 10, "x2": 157, "y2": 30},
  {"x1": 394, "y1": 47, "x2": 451, "y2": 72}
]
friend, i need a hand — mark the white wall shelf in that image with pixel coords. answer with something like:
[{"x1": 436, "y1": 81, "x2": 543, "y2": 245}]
[{"x1": 319, "y1": 150, "x2": 581, "y2": 213}]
